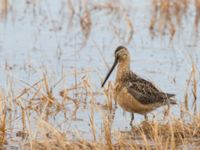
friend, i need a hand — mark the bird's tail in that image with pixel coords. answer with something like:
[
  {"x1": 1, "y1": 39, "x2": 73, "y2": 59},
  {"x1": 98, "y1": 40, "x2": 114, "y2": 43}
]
[
  {"x1": 167, "y1": 93, "x2": 175, "y2": 98},
  {"x1": 165, "y1": 93, "x2": 177, "y2": 105}
]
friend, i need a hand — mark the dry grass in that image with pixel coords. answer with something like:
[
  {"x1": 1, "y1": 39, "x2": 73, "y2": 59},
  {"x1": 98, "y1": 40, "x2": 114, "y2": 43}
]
[
  {"x1": 149, "y1": 0, "x2": 189, "y2": 38},
  {"x1": 0, "y1": 69, "x2": 199, "y2": 150},
  {"x1": 0, "y1": 50, "x2": 199, "y2": 149},
  {"x1": 1, "y1": 0, "x2": 200, "y2": 39},
  {"x1": 17, "y1": 116, "x2": 200, "y2": 149},
  {"x1": 0, "y1": 0, "x2": 9, "y2": 20},
  {"x1": 77, "y1": 0, "x2": 200, "y2": 39},
  {"x1": 0, "y1": 0, "x2": 200, "y2": 150}
]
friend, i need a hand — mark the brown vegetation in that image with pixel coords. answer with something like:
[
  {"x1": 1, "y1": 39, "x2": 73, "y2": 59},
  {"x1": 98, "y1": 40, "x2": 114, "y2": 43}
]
[
  {"x1": 0, "y1": 69, "x2": 199, "y2": 149},
  {"x1": 2, "y1": 0, "x2": 200, "y2": 40},
  {"x1": 0, "y1": 0, "x2": 200, "y2": 149}
]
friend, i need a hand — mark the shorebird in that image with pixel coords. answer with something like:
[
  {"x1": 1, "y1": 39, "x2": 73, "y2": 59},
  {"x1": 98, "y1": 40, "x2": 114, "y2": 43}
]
[{"x1": 101, "y1": 46, "x2": 176, "y2": 126}]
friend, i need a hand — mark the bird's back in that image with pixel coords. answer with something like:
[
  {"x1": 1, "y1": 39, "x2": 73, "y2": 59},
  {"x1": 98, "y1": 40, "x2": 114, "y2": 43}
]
[{"x1": 119, "y1": 71, "x2": 176, "y2": 106}]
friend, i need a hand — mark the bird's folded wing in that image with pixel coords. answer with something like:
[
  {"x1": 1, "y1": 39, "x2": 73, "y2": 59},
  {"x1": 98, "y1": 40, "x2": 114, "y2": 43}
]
[{"x1": 126, "y1": 73, "x2": 173, "y2": 105}]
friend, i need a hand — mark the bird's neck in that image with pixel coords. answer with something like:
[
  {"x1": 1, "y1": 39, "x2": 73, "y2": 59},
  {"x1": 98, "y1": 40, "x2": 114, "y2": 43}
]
[{"x1": 116, "y1": 60, "x2": 130, "y2": 82}]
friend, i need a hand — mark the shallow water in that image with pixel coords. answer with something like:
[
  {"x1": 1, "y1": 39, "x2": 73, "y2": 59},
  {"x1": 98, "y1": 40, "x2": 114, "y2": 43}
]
[{"x1": 0, "y1": 0, "x2": 200, "y2": 147}]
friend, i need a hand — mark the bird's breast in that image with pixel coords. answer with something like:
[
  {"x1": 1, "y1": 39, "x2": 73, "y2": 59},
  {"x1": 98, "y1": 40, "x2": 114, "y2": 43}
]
[{"x1": 114, "y1": 84, "x2": 156, "y2": 114}]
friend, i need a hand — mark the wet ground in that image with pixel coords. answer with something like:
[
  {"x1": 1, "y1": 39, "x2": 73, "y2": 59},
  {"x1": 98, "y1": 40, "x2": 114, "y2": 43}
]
[{"x1": 0, "y1": 0, "x2": 200, "y2": 149}]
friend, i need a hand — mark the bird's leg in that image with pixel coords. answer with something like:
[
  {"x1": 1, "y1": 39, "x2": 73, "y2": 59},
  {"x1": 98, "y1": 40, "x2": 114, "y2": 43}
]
[
  {"x1": 130, "y1": 113, "x2": 134, "y2": 127},
  {"x1": 153, "y1": 113, "x2": 155, "y2": 119},
  {"x1": 114, "y1": 100, "x2": 117, "y2": 109},
  {"x1": 144, "y1": 114, "x2": 148, "y2": 121}
]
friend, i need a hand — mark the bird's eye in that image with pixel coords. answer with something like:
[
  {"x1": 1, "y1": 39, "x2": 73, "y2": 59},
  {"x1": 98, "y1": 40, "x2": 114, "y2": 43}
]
[{"x1": 123, "y1": 54, "x2": 127, "y2": 58}]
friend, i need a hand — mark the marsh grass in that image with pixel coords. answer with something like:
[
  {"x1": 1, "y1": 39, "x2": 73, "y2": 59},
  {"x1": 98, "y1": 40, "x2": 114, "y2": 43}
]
[
  {"x1": 1, "y1": 0, "x2": 199, "y2": 41},
  {"x1": 19, "y1": 115, "x2": 200, "y2": 149},
  {"x1": 149, "y1": 0, "x2": 189, "y2": 38},
  {"x1": 0, "y1": 70, "x2": 199, "y2": 149},
  {"x1": 0, "y1": 0, "x2": 200, "y2": 149},
  {"x1": 0, "y1": 0, "x2": 9, "y2": 20}
]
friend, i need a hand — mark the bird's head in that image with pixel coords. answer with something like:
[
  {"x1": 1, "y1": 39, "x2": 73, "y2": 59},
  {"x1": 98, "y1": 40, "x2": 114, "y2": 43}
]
[
  {"x1": 114, "y1": 46, "x2": 130, "y2": 62},
  {"x1": 101, "y1": 46, "x2": 129, "y2": 87}
]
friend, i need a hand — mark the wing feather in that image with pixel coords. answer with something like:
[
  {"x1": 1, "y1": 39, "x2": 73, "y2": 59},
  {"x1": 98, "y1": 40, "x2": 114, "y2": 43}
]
[{"x1": 122, "y1": 72, "x2": 174, "y2": 105}]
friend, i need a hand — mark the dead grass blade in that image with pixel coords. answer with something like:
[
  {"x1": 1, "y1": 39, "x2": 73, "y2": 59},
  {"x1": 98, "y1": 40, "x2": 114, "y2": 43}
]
[
  {"x1": 191, "y1": 63, "x2": 197, "y2": 114},
  {"x1": 67, "y1": 0, "x2": 75, "y2": 29},
  {"x1": 103, "y1": 116, "x2": 113, "y2": 150},
  {"x1": 195, "y1": 0, "x2": 200, "y2": 31},
  {"x1": 0, "y1": 107, "x2": 6, "y2": 147},
  {"x1": 82, "y1": 76, "x2": 96, "y2": 141},
  {"x1": 124, "y1": 13, "x2": 134, "y2": 43},
  {"x1": 0, "y1": 0, "x2": 9, "y2": 20},
  {"x1": 80, "y1": 9, "x2": 92, "y2": 41}
]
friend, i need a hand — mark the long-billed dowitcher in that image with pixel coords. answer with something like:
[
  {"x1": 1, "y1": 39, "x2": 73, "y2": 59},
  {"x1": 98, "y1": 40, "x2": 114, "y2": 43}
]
[{"x1": 101, "y1": 46, "x2": 176, "y2": 126}]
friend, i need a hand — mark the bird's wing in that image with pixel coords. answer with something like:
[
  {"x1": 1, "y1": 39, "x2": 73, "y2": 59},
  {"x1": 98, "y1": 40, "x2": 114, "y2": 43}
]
[{"x1": 125, "y1": 72, "x2": 174, "y2": 105}]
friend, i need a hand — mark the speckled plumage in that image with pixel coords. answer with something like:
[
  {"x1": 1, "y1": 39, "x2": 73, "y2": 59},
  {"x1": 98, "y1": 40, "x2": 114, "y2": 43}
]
[
  {"x1": 102, "y1": 46, "x2": 176, "y2": 126},
  {"x1": 117, "y1": 71, "x2": 175, "y2": 105}
]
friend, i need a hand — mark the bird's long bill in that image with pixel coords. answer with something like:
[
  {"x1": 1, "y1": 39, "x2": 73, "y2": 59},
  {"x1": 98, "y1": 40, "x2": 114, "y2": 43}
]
[{"x1": 101, "y1": 57, "x2": 118, "y2": 87}]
